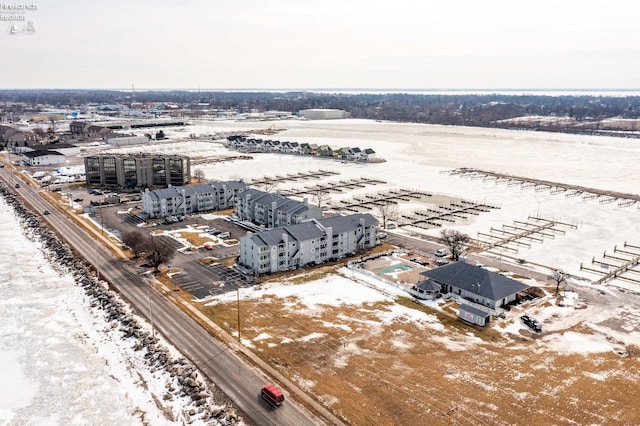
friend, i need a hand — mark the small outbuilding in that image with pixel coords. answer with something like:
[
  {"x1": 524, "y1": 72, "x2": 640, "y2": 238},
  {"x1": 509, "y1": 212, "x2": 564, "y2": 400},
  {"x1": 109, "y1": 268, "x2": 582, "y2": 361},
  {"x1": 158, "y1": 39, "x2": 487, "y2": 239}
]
[{"x1": 458, "y1": 304, "x2": 490, "y2": 327}]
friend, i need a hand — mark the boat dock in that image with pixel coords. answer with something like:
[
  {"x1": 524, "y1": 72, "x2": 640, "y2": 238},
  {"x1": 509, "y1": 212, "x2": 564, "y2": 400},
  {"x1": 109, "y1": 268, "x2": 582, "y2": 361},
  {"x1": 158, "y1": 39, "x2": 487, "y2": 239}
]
[
  {"x1": 580, "y1": 242, "x2": 640, "y2": 285},
  {"x1": 477, "y1": 216, "x2": 577, "y2": 253},
  {"x1": 446, "y1": 168, "x2": 640, "y2": 208},
  {"x1": 249, "y1": 169, "x2": 340, "y2": 186},
  {"x1": 400, "y1": 199, "x2": 500, "y2": 230},
  {"x1": 333, "y1": 188, "x2": 431, "y2": 212},
  {"x1": 281, "y1": 177, "x2": 386, "y2": 196}
]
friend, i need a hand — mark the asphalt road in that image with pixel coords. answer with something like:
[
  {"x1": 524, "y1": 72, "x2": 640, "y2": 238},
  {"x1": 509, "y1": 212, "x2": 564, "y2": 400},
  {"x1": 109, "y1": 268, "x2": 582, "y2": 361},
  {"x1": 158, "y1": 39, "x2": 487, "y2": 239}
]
[{"x1": 0, "y1": 168, "x2": 325, "y2": 426}]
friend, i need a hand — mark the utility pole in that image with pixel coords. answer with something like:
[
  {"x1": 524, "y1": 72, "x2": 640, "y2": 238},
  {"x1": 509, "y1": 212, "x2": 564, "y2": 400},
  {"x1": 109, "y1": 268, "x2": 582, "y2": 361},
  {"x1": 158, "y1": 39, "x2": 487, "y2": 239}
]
[
  {"x1": 236, "y1": 286, "x2": 241, "y2": 343},
  {"x1": 148, "y1": 288, "x2": 155, "y2": 337}
]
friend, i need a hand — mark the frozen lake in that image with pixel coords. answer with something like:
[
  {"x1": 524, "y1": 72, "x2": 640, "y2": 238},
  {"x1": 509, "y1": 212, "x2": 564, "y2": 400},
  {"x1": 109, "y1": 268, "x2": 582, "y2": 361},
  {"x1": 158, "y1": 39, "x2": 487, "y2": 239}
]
[{"x1": 118, "y1": 119, "x2": 640, "y2": 283}]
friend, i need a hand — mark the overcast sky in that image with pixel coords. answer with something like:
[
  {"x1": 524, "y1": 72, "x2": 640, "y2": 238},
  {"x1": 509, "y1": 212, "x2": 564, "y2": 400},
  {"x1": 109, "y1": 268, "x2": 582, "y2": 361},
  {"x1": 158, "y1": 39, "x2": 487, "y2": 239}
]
[{"x1": 1, "y1": 0, "x2": 639, "y2": 90}]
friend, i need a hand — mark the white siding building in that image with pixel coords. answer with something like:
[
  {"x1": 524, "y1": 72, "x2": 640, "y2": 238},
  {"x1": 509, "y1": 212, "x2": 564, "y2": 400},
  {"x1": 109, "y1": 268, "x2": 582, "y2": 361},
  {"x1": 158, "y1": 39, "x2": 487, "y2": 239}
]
[
  {"x1": 239, "y1": 213, "x2": 378, "y2": 275},
  {"x1": 142, "y1": 181, "x2": 246, "y2": 218},
  {"x1": 22, "y1": 151, "x2": 65, "y2": 166},
  {"x1": 299, "y1": 109, "x2": 349, "y2": 120}
]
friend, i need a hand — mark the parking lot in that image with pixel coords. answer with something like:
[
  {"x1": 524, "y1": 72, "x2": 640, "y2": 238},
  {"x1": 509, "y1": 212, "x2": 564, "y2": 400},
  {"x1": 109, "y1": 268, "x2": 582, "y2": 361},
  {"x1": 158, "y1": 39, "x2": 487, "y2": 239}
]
[{"x1": 64, "y1": 187, "x2": 256, "y2": 300}]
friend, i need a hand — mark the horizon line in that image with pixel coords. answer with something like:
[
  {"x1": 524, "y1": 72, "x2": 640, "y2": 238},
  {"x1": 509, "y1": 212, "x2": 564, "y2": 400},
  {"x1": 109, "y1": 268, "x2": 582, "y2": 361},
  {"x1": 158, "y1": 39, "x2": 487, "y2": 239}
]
[{"x1": 1, "y1": 87, "x2": 640, "y2": 92}]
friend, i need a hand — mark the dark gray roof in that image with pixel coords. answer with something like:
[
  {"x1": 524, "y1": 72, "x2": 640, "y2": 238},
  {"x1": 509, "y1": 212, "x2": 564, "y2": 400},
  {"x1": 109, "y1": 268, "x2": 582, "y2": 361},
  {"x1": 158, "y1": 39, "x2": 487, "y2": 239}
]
[
  {"x1": 33, "y1": 143, "x2": 77, "y2": 150},
  {"x1": 250, "y1": 220, "x2": 325, "y2": 247},
  {"x1": 240, "y1": 188, "x2": 315, "y2": 216},
  {"x1": 420, "y1": 261, "x2": 529, "y2": 301},
  {"x1": 23, "y1": 150, "x2": 64, "y2": 158},
  {"x1": 415, "y1": 279, "x2": 441, "y2": 292},
  {"x1": 149, "y1": 181, "x2": 245, "y2": 200},
  {"x1": 459, "y1": 304, "x2": 490, "y2": 319},
  {"x1": 363, "y1": 148, "x2": 375, "y2": 154},
  {"x1": 319, "y1": 213, "x2": 378, "y2": 233},
  {"x1": 284, "y1": 220, "x2": 325, "y2": 241}
]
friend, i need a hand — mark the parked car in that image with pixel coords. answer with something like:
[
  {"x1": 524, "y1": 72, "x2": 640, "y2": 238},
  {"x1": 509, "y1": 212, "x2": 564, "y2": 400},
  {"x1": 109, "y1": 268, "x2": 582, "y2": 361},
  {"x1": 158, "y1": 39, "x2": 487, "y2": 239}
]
[
  {"x1": 521, "y1": 315, "x2": 542, "y2": 332},
  {"x1": 434, "y1": 248, "x2": 448, "y2": 257},
  {"x1": 14, "y1": 183, "x2": 20, "y2": 188},
  {"x1": 378, "y1": 232, "x2": 387, "y2": 239},
  {"x1": 43, "y1": 210, "x2": 50, "y2": 215}
]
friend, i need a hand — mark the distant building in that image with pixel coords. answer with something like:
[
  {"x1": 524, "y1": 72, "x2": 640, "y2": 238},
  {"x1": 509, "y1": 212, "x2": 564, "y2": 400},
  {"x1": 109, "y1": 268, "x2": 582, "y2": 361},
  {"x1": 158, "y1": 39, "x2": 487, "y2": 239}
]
[
  {"x1": 29, "y1": 143, "x2": 80, "y2": 156},
  {"x1": 239, "y1": 213, "x2": 378, "y2": 274},
  {"x1": 263, "y1": 111, "x2": 292, "y2": 119},
  {"x1": 236, "y1": 188, "x2": 322, "y2": 229},
  {"x1": 84, "y1": 153, "x2": 190, "y2": 188},
  {"x1": 142, "y1": 181, "x2": 246, "y2": 218},
  {"x1": 5, "y1": 129, "x2": 39, "y2": 149},
  {"x1": 299, "y1": 109, "x2": 349, "y2": 120},
  {"x1": 22, "y1": 150, "x2": 65, "y2": 166},
  {"x1": 106, "y1": 135, "x2": 149, "y2": 146},
  {"x1": 69, "y1": 121, "x2": 112, "y2": 140}
]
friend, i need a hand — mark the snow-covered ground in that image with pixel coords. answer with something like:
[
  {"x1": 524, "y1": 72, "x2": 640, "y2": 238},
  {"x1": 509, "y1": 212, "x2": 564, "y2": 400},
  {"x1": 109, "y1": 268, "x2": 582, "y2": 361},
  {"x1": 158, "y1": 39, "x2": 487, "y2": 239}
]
[{"x1": 0, "y1": 197, "x2": 231, "y2": 425}]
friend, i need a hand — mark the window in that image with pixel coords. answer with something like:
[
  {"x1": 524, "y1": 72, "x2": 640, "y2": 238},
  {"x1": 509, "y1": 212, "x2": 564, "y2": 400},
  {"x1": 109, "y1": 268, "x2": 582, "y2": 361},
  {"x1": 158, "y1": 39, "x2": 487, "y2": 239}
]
[{"x1": 103, "y1": 156, "x2": 117, "y2": 185}]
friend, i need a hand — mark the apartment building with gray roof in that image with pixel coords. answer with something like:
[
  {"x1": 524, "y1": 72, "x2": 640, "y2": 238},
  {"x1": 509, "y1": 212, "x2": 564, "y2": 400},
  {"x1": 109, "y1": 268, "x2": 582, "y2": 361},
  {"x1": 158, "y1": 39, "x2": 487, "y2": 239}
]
[{"x1": 239, "y1": 213, "x2": 378, "y2": 275}]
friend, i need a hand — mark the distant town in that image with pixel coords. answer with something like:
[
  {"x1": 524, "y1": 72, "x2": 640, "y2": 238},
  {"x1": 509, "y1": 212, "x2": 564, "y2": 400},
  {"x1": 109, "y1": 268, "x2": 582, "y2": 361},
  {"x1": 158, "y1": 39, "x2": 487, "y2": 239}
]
[{"x1": 2, "y1": 89, "x2": 640, "y2": 140}]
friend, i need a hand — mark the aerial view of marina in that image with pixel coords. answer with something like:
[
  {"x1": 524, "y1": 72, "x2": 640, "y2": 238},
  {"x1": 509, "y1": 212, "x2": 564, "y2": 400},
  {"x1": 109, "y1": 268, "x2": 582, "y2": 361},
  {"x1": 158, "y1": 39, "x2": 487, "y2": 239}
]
[{"x1": 2, "y1": 1, "x2": 640, "y2": 425}]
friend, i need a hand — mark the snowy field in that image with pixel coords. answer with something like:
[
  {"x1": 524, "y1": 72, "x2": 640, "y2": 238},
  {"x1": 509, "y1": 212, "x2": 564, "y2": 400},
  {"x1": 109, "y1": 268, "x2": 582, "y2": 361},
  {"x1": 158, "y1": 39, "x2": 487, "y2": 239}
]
[
  {"x1": 0, "y1": 197, "x2": 229, "y2": 425},
  {"x1": 114, "y1": 119, "x2": 640, "y2": 285}
]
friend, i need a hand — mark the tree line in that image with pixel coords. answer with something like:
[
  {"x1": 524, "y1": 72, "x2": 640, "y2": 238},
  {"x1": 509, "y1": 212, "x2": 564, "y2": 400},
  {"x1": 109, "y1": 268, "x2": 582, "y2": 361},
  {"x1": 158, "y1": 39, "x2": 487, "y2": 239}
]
[{"x1": 3, "y1": 90, "x2": 640, "y2": 136}]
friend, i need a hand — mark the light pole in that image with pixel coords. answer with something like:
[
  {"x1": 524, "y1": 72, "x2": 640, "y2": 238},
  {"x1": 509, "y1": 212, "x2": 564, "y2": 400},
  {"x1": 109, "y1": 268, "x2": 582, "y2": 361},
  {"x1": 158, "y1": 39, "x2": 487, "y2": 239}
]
[
  {"x1": 148, "y1": 288, "x2": 155, "y2": 337},
  {"x1": 236, "y1": 285, "x2": 241, "y2": 343}
]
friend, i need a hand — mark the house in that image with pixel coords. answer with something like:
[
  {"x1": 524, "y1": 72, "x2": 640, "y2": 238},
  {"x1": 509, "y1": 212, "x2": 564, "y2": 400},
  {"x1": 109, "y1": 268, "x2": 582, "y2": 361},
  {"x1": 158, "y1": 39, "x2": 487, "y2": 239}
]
[
  {"x1": 7, "y1": 130, "x2": 39, "y2": 149},
  {"x1": 335, "y1": 147, "x2": 350, "y2": 158},
  {"x1": 418, "y1": 261, "x2": 530, "y2": 310},
  {"x1": 361, "y1": 148, "x2": 376, "y2": 161},
  {"x1": 239, "y1": 213, "x2": 378, "y2": 274},
  {"x1": 345, "y1": 147, "x2": 362, "y2": 160},
  {"x1": 316, "y1": 145, "x2": 333, "y2": 157}
]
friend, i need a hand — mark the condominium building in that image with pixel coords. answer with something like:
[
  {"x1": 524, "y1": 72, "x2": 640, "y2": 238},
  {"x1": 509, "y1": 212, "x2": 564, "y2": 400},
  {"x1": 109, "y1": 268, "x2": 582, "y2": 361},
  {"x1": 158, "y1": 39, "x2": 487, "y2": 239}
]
[
  {"x1": 84, "y1": 153, "x2": 190, "y2": 188},
  {"x1": 142, "y1": 181, "x2": 246, "y2": 218},
  {"x1": 239, "y1": 213, "x2": 378, "y2": 275},
  {"x1": 236, "y1": 188, "x2": 322, "y2": 229}
]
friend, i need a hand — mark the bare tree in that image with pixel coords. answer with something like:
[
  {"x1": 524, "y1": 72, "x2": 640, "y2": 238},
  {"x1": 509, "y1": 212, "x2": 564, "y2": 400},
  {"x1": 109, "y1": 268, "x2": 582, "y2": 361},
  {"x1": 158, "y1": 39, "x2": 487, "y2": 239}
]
[
  {"x1": 193, "y1": 168, "x2": 205, "y2": 183},
  {"x1": 261, "y1": 177, "x2": 279, "y2": 193},
  {"x1": 47, "y1": 116, "x2": 56, "y2": 137},
  {"x1": 376, "y1": 201, "x2": 398, "y2": 229},
  {"x1": 121, "y1": 230, "x2": 148, "y2": 258},
  {"x1": 551, "y1": 269, "x2": 567, "y2": 295},
  {"x1": 440, "y1": 229, "x2": 470, "y2": 261},
  {"x1": 312, "y1": 187, "x2": 330, "y2": 209},
  {"x1": 146, "y1": 237, "x2": 175, "y2": 273}
]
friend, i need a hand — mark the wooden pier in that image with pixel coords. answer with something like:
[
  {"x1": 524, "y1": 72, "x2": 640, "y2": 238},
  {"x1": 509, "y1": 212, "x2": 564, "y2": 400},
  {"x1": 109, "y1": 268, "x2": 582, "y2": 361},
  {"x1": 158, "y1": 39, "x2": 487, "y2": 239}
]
[
  {"x1": 281, "y1": 177, "x2": 386, "y2": 197},
  {"x1": 249, "y1": 169, "x2": 340, "y2": 186},
  {"x1": 400, "y1": 200, "x2": 500, "y2": 230},
  {"x1": 446, "y1": 168, "x2": 640, "y2": 208},
  {"x1": 476, "y1": 216, "x2": 577, "y2": 253},
  {"x1": 332, "y1": 188, "x2": 432, "y2": 212},
  {"x1": 580, "y1": 242, "x2": 640, "y2": 285}
]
